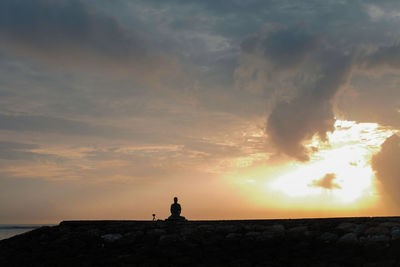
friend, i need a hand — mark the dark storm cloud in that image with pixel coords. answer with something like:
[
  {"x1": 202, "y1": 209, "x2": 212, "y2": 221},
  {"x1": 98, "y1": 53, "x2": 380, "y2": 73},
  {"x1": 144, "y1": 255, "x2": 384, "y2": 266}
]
[
  {"x1": 0, "y1": 0, "x2": 149, "y2": 70},
  {"x1": 268, "y1": 55, "x2": 352, "y2": 161},
  {"x1": 237, "y1": 26, "x2": 353, "y2": 161},
  {"x1": 310, "y1": 173, "x2": 341, "y2": 190},
  {"x1": 236, "y1": 14, "x2": 400, "y2": 161},
  {"x1": 263, "y1": 30, "x2": 317, "y2": 70},
  {"x1": 241, "y1": 29, "x2": 318, "y2": 71},
  {"x1": 372, "y1": 134, "x2": 400, "y2": 208}
]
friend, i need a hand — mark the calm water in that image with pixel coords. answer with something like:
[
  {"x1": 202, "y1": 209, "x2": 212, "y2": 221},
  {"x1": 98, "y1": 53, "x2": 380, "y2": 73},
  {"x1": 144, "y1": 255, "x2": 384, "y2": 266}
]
[{"x1": 0, "y1": 225, "x2": 46, "y2": 240}]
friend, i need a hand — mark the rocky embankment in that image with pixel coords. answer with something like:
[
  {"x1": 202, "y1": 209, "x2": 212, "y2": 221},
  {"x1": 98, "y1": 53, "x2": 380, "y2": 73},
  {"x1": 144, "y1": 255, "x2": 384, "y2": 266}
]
[{"x1": 2, "y1": 217, "x2": 400, "y2": 266}]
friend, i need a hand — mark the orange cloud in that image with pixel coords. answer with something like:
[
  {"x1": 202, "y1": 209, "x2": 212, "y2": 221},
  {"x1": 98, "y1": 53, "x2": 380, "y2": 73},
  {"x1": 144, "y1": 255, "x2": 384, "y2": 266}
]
[{"x1": 310, "y1": 173, "x2": 341, "y2": 190}]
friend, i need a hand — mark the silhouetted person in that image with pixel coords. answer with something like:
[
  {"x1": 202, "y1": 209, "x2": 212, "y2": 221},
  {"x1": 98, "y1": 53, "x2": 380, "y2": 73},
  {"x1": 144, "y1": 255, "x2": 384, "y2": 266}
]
[{"x1": 167, "y1": 197, "x2": 186, "y2": 221}]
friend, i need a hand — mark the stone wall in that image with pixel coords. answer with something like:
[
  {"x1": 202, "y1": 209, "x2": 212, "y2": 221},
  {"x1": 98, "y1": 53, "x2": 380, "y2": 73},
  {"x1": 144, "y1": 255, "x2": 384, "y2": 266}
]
[{"x1": 1, "y1": 217, "x2": 400, "y2": 266}]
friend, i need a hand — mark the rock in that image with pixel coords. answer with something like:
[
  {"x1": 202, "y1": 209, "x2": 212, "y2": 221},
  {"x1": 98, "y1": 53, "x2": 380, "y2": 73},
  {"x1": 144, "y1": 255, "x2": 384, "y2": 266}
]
[
  {"x1": 86, "y1": 228, "x2": 101, "y2": 236},
  {"x1": 318, "y1": 232, "x2": 338, "y2": 243},
  {"x1": 135, "y1": 230, "x2": 144, "y2": 238},
  {"x1": 288, "y1": 226, "x2": 309, "y2": 239},
  {"x1": 336, "y1": 222, "x2": 357, "y2": 233},
  {"x1": 229, "y1": 258, "x2": 251, "y2": 267},
  {"x1": 3, "y1": 219, "x2": 400, "y2": 266},
  {"x1": 101, "y1": 233, "x2": 123, "y2": 242},
  {"x1": 365, "y1": 226, "x2": 389, "y2": 236},
  {"x1": 359, "y1": 236, "x2": 367, "y2": 244},
  {"x1": 180, "y1": 227, "x2": 194, "y2": 238},
  {"x1": 272, "y1": 224, "x2": 285, "y2": 237},
  {"x1": 353, "y1": 224, "x2": 366, "y2": 235},
  {"x1": 379, "y1": 222, "x2": 400, "y2": 228},
  {"x1": 118, "y1": 232, "x2": 138, "y2": 245},
  {"x1": 244, "y1": 224, "x2": 256, "y2": 232},
  {"x1": 198, "y1": 225, "x2": 215, "y2": 232},
  {"x1": 159, "y1": 234, "x2": 179, "y2": 246},
  {"x1": 367, "y1": 234, "x2": 390, "y2": 244},
  {"x1": 391, "y1": 228, "x2": 400, "y2": 240},
  {"x1": 337, "y1": 233, "x2": 358, "y2": 245},
  {"x1": 245, "y1": 231, "x2": 261, "y2": 239},
  {"x1": 253, "y1": 224, "x2": 269, "y2": 232},
  {"x1": 148, "y1": 228, "x2": 166, "y2": 236},
  {"x1": 364, "y1": 234, "x2": 391, "y2": 250},
  {"x1": 225, "y1": 233, "x2": 242, "y2": 240},
  {"x1": 260, "y1": 231, "x2": 275, "y2": 241},
  {"x1": 363, "y1": 260, "x2": 396, "y2": 267},
  {"x1": 260, "y1": 224, "x2": 285, "y2": 241},
  {"x1": 216, "y1": 224, "x2": 240, "y2": 233}
]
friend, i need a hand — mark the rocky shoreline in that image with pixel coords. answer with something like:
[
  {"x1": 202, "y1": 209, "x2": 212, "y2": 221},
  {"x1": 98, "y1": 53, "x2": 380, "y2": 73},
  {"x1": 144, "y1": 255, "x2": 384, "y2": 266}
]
[{"x1": 2, "y1": 217, "x2": 400, "y2": 266}]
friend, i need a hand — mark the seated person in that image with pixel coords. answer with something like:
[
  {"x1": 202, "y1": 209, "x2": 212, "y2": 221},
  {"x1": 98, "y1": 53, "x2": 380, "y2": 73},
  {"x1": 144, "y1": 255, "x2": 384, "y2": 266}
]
[{"x1": 167, "y1": 197, "x2": 186, "y2": 221}]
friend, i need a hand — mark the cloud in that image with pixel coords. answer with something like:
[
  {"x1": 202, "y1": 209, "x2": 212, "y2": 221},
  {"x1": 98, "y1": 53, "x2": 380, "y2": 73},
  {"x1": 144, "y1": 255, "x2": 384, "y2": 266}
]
[
  {"x1": 335, "y1": 43, "x2": 400, "y2": 128},
  {"x1": 236, "y1": 20, "x2": 400, "y2": 161},
  {"x1": 0, "y1": 0, "x2": 173, "y2": 78},
  {"x1": 0, "y1": 113, "x2": 113, "y2": 136},
  {"x1": 236, "y1": 26, "x2": 352, "y2": 161},
  {"x1": 336, "y1": 72, "x2": 400, "y2": 128},
  {"x1": 372, "y1": 134, "x2": 400, "y2": 208},
  {"x1": 0, "y1": 141, "x2": 57, "y2": 161},
  {"x1": 268, "y1": 56, "x2": 352, "y2": 161},
  {"x1": 0, "y1": 113, "x2": 192, "y2": 146},
  {"x1": 361, "y1": 44, "x2": 400, "y2": 70},
  {"x1": 241, "y1": 28, "x2": 318, "y2": 71},
  {"x1": 310, "y1": 173, "x2": 341, "y2": 190}
]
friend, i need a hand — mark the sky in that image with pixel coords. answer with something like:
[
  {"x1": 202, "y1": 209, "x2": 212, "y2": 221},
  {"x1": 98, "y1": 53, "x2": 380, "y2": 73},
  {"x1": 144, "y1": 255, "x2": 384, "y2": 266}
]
[{"x1": 1, "y1": 0, "x2": 400, "y2": 223}]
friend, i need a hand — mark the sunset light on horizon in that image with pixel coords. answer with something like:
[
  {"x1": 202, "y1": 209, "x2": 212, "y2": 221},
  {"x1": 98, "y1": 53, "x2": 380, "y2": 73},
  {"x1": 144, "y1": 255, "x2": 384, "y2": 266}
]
[{"x1": 227, "y1": 120, "x2": 396, "y2": 216}]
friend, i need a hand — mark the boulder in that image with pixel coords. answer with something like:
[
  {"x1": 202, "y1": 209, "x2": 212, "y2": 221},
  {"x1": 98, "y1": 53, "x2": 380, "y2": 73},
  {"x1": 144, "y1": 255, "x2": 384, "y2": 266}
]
[
  {"x1": 225, "y1": 233, "x2": 242, "y2": 240},
  {"x1": 365, "y1": 226, "x2": 389, "y2": 236},
  {"x1": 391, "y1": 228, "x2": 400, "y2": 240},
  {"x1": 260, "y1": 231, "x2": 275, "y2": 241},
  {"x1": 353, "y1": 224, "x2": 366, "y2": 235},
  {"x1": 318, "y1": 232, "x2": 338, "y2": 244},
  {"x1": 379, "y1": 222, "x2": 400, "y2": 229},
  {"x1": 337, "y1": 233, "x2": 358, "y2": 245},
  {"x1": 272, "y1": 224, "x2": 285, "y2": 237},
  {"x1": 180, "y1": 227, "x2": 194, "y2": 237},
  {"x1": 216, "y1": 224, "x2": 240, "y2": 233},
  {"x1": 119, "y1": 232, "x2": 138, "y2": 245},
  {"x1": 198, "y1": 225, "x2": 215, "y2": 232},
  {"x1": 367, "y1": 234, "x2": 390, "y2": 244},
  {"x1": 288, "y1": 226, "x2": 309, "y2": 239},
  {"x1": 244, "y1": 231, "x2": 261, "y2": 240},
  {"x1": 148, "y1": 228, "x2": 166, "y2": 236},
  {"x1": 159, "y1": 234, "x2": 180, "y2": 246},
  {"x1": 101, "y1": 234, "x2": 123, "y2": 242},
  {"x1": 336, "y1": 222, "x2": 357, "y2": 233}
]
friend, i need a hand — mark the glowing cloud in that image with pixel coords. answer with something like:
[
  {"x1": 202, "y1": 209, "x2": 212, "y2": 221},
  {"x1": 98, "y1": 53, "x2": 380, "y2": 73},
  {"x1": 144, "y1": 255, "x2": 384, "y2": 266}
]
[{"x1": 310, "y1": 173, "x2": 341, "y2": 190}]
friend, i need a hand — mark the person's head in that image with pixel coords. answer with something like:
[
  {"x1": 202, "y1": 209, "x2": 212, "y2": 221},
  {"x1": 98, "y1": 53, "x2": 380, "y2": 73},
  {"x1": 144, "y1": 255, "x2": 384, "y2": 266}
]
[{"x1": 174, "y1": 197, "x2": 178, "y2": 203}]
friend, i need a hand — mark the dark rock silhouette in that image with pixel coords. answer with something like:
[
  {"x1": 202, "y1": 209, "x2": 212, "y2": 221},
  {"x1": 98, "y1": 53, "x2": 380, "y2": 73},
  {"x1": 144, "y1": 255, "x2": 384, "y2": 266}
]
[
  {"x1": 167, "y1": 197, "x2": 186, "y2": 221},
  {"x1": 2, "y1": 217, "x2": 400, "y2": 266}
]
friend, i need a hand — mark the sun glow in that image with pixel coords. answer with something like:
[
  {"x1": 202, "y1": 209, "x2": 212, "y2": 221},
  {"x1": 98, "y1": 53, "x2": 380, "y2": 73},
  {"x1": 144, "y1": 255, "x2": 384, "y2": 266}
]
[{"x1": 228, "y1": 120, "x2": 395, "y2": 214}]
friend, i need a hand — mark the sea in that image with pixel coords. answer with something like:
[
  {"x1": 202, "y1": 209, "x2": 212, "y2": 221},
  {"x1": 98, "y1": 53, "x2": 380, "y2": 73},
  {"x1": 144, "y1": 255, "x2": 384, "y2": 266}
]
[{"x1": 0, "y1": 225, "x2": 50, "y2": 241}]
